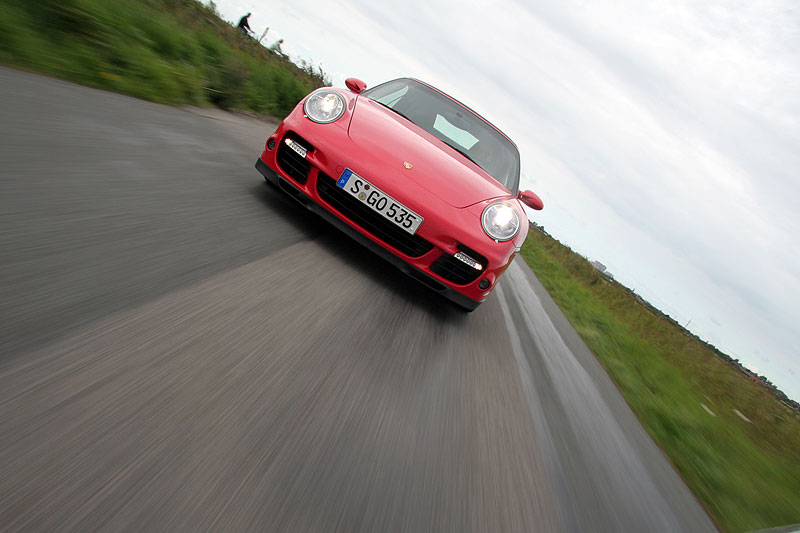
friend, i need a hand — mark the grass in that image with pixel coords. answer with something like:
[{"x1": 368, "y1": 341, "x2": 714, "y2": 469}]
[
  {"x1": 3, "y1": 0, "x2": 798, "y2": 527},
  {"x1": 519, "y1": 226, "x2": 800, "y2": 532},
  {"x1": 0, "y1": 0, "x2": 327, "y2": 116}
]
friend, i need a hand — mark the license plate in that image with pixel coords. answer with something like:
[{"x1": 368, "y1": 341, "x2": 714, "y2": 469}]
[{"x1": 336, "y1": 169, "x2": 423, "y2": 235}]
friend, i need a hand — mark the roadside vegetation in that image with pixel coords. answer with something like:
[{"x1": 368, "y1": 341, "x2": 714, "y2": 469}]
[
  {"x1": 0, "y1": 0, "x2": 328, "y2": 116},
  {"x1": 3, "y1": 0, "x2": 798, "y2": 529},
  {"x1": 520, "y1": 226, "x2": 800, "y2": 532}
]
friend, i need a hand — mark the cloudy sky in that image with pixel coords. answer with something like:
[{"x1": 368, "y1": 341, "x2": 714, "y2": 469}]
[{"x1": 216, "y1": 0, "x2": 799, "y2": 401}]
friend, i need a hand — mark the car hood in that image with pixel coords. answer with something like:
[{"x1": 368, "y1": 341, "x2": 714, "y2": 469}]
[{"x1": 346, "y1": 97, "x2": 511, "y2": 208}]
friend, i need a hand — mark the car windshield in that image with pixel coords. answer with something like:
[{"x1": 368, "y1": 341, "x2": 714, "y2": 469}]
[{"x1": 362, "y1": 78, "x2": 520, "y2": 192}]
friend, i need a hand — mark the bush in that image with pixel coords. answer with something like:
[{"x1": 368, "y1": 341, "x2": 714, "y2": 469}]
[{"x1": 0, "y1": 0, "x2": 327, "y2": 116}]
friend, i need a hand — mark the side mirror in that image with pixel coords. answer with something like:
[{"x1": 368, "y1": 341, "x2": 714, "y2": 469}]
[
  {"x1": 518, "y1": 190, "x2": 544, "y2": 210},
  {"x1": 345, "y1": 78, "x2": 367, "y2": 94}
]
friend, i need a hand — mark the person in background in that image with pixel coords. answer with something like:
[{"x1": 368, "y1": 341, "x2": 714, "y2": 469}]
[
  {"x1": 237, "y1": 13, "x2": 252, "y2": 35},
  {"x1": 269, "y1": 39, "x2": 284, "y2": 56}
]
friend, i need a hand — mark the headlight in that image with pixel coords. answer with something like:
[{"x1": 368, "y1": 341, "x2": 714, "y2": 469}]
[
  {"x1": 481, "y1": 202, "x2": 520, "y2": 241},
  {"x1": 304, "y1": 90, "x2": 345, "y2": 123}
]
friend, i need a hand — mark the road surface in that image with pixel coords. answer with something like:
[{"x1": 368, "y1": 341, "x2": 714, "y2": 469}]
[{"x1": 0, "y1": 68, "x2": 716, "y2": 531}]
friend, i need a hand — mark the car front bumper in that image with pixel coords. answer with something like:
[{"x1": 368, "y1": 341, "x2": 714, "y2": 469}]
[{"x1": 256, "y1": 157, "x2": 481, "y2": 311}]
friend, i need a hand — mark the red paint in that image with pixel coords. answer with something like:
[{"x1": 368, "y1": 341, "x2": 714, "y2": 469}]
[
  {"x1": 345, "y1": 78, "x2": 367, "y2": 93},
  {"x1": 258, "y1": 80, "x2": 544, "y2": 308},
  {"x1": 519, "y1": 190, "x2": 544, "y2": 210}
]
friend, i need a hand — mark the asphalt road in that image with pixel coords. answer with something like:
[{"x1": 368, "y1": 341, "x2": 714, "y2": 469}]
[{"x1": 0, "y1": 68, "x2": 716, "y2": 532}]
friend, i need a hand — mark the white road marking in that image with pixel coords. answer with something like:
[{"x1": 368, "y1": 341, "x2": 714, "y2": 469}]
[
  {"x1": 498, "y1": 261, "x2": 682, "y2": 530},
  {"x1": 700, "y1": 403, "x2": 716, "y2": 416},
  {"x1": 733, "y1": 409, "x2": 752, "y2": 423}
]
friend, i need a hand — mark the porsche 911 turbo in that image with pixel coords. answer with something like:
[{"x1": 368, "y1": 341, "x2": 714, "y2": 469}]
[{"x1": 255, "y1": 77, "x2": 543, "y2": 311}]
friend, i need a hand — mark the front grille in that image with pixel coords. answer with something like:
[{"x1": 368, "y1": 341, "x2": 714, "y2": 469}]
[
  {"x1": 430, "y1": 245, "x2": 487, "y2": 285},
  {"x1": 316, "y1": 172, "x2": 434, "y2": 258},
  {"x1": 278, "y1": 178, "x2": 310, "y2": 206},
  {"x1": 276, "y1": 133, "x2": 313, "y2": 184}
]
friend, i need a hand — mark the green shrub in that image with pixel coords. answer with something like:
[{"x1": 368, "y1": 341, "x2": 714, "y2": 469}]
[
  {"x1": 520, "y1": 228, "x2": 800, "y2": 531},
  {"x1": 0, "y1": 0, "x2": 326, "y2": 115}
]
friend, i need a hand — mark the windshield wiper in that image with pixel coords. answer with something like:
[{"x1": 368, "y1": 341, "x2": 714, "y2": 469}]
[
  {"x1": 373, "y1": 100, "x2": 414, "y2": 123},
  {"x1": 442, "y1": 141, "x2": 479, "y2": 167},
  {"x1": 372, "y1": 101, "x2": 483, "y2": 170}
]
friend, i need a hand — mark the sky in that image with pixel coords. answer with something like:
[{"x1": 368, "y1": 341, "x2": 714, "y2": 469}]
[{"x1": 216, "y1": 0, "x2": 799, "y2": 402}]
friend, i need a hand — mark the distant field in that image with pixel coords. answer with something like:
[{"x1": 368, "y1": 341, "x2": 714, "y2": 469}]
[
  {"x1": 0, "y1": 0, "x2": 326, "y2": 116},
  {"x1": 519, "y1": 226, "x2": 800, "y2": 532},
  {"x1": 4, "y1": 0, "x2": 799, "y2": 529}
]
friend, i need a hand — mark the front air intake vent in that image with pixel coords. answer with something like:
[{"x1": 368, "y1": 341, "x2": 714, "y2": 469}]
[
  {"x1": 316, "y1": 172, "x2": 434, "y2": 258},
  {"x1": 430, "y1": 245, "x2": 488, "y2": 285},
  {"x1": 276, "y1": 133, "x2": 313, "y2": 184}
]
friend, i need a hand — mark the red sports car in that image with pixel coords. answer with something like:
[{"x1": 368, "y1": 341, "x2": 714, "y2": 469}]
[{"x1": 255, "y1": 77, "x2": 543, "y2": 311}]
